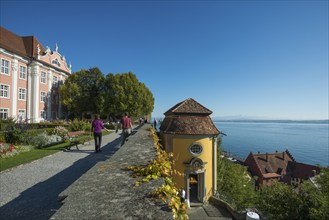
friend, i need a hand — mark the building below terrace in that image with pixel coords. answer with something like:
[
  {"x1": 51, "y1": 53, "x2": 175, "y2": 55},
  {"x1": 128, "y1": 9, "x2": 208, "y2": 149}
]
[
  {"x1": 244, "y1": 150, "x2": 320, "y2": 188},
  {"x1": 0, "y1": 26, "x2": 71, "y2": 122}
]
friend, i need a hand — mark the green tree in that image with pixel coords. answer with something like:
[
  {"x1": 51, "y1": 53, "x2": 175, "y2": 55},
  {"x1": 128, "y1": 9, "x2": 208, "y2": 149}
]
[
  {"x1": 217, "y1": 137, "x2": 257, "y2": 211},
  {"x1": 256, "y1": 181, "x2": 303, "y2": 220},
  {"x1": 60, "y1": 67, "x2": 105, "y2": 117},
  {"x1": 104, "y1": 72, "x2": 154, "y2": 117},
  {"x1": 298, "y1": 168, "x2": 329, "y2": 220},
  {"x1": 256, "y1": 169, "x2": 329, "y2": 220},
  {"x1": 61, "y1": 69, "x2": 154, "y2": 119}
]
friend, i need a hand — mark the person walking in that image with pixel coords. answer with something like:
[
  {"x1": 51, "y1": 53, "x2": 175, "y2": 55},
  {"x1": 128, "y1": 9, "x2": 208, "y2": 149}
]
[
  {"x1": 120, "y1": 112, "x2": 133, "y2": 146},
  {"x1": 153, "y1": 118, "x2": 157, "y2": 130},
  {"x1": 91, "y1": 115, "x2": 109, "y2": 153}
]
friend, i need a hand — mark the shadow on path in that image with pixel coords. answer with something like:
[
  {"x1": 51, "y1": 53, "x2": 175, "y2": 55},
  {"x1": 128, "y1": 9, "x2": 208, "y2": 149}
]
[{"x1": 0, "y1": 136, "x2": 122, "y2": 220}]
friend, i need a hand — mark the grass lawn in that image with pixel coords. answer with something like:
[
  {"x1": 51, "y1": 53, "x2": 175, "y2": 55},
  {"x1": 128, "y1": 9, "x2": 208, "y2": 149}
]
[
  {"x1": 0, "y1": 142, "x2": 71, "y2": 172},
  {"x1": 0, "y1": 131, "x2": 111, "y2": 172}
]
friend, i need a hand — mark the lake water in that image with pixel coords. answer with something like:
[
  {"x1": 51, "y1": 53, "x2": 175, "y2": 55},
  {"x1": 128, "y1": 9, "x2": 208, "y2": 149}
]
[{"x1": 214, "y1": 121, "x2": 329, "y2": 167}]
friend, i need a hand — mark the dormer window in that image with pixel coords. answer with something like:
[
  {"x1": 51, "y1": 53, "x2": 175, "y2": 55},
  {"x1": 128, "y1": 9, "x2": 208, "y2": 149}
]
[
  {"x1": 52, "y1": 59, "x2": 61, "y2": 67},
  {"x1": 189, "y1": 143, "x2": 203, "y2": 156}
]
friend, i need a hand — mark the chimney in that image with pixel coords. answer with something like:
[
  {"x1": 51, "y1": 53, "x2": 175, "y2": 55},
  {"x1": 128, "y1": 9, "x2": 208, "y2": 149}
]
[
  {"x1": 282, "y1": 152, "x2": 285, "y2": 160},
  {"x1": 266, "y1": 153, "x2": 268, "y2": 161}
]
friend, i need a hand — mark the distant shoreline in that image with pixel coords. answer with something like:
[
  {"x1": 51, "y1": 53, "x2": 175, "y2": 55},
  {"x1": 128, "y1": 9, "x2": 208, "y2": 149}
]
[{"x1": 213, "y1": 119, "x2": 329, "y2": 124}]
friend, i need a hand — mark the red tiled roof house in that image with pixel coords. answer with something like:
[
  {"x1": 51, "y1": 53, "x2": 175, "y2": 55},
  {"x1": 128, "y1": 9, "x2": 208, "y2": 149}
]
[{"x1": 244, "y1": 150, "x2": 320, "y2": 188}]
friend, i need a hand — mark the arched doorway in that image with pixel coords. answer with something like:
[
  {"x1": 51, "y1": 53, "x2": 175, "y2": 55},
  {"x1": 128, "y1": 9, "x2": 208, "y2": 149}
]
[{"x1": 185, "y1": 158, "x2": 206, "y2": 205}]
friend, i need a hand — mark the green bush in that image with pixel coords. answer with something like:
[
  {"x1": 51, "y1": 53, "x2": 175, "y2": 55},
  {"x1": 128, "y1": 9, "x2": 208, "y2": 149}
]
[
  {"x1": 0, "y1": 132, "x2": 5, "y2": 142},
  {"x1": 4, "y1": 126, "x2": 27, "y2": 144},
  {"x1": 68, "y1": 119, "x2": 90, "y2": 131},
  {"x1": 30, "y1": 132, "x2": 62, "y2": 148},
  {"x1": 51, "y1": 126, "x2": 69, "y2": 141},
  {"x1": 0, "y1": 117, "x2": 16, "y2": 131}
]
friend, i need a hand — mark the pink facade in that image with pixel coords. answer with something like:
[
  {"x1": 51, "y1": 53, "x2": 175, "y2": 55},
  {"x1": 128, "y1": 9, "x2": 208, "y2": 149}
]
[{"x1": 0, "y1": 27, "x2": 71, "y2": 122}]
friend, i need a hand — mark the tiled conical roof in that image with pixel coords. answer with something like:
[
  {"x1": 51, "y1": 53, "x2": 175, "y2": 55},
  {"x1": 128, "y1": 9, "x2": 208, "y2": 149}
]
[
  {"x1": 164, "y1": 98, "x2": 212, "y2": 116},
  {"x1": 160, "y1": 98, "x2": 219, "y2": 135}
]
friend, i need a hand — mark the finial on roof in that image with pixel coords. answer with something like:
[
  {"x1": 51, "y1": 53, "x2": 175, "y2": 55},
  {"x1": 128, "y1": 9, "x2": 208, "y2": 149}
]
[
  {"x1": 45, "y1": 46, "x2": 50, "y2": 53},
  {"x1": 55, "y1": 43, "x2": 58, "y2": 52},
  {"x1": 37, "y1": 44, "x2": 41, "y2": 55}
]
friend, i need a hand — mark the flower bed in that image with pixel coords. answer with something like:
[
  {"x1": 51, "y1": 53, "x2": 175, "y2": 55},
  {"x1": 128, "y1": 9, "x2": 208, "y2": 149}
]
[{"x1": 0, "y1": 142, "x2": 33, "y2": 159}]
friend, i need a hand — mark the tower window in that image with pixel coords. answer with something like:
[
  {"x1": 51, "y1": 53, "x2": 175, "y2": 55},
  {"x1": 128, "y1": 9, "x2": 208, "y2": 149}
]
[{"x1": 189, "y1": 144, "x2": 203, "y2": 155}]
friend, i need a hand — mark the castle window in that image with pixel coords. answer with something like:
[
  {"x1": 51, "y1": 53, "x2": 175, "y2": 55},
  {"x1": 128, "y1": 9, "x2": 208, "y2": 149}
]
[
  {"x1": 18, "y1": 88, "x2": 26, "y2": 100},
  {"x1": 40, "y1": 72, "x2": 47, "y2": 84},
  {"x1": 53, "y1": 76, "x2": 58, "y2": 87},
  {"x1": 18, "y1": 110, "x2": 26, "y2": 120},
  {"x1": 40, "y1": 92, "x2": 46, "y2": 102},
  {"x1": 0, "y1": 84, "x2": 9, "y2": 98},
  {"x1": 19, "y1": 66, "x2": 26, "y2": 79},
  {"x1": 0, "y1": 109, "x2": 8, "y2": 119},
  {"x1": 1, "y1": 59, "x2": 9, "y2": 75},
  {"x1": 52, "y1": 59, "x2": 61, "y2": 67},
  {"x1": 189, "y1": 144, "x2": 203, "y2": 155}
]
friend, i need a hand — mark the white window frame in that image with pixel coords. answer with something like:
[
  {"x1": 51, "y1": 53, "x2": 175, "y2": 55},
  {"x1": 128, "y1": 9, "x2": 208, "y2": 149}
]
[
  {"x1": 40, "y1": 91, "x2": 46, "y2": 102},
  {"x1": 0, "y1": 84, "x2": 10, "y2": 98},
  {"x1": 18, "y1": 109, "x2": 26, "y2": 120},
  {"x1": 1, "y1": 59, "x2": 10, "y2": 75},
  {"x1": 40, "y1": 71, "x2": 47, "y2": 84},
  {"x1": 189, "y1": 143, "x2": 203, "y2": 156},
  {"x1": 0, "y1": 108, "x2": 9, "y2": 119},
  {"x1": 19, "y1": 65, "x2": 27, "y2": 79},
  {"x1": 53, "y1": 75, "x2": 58, "y2": 87},
  {"x1": 18, "y1": 88, "x2": 26, "y2": 100}
]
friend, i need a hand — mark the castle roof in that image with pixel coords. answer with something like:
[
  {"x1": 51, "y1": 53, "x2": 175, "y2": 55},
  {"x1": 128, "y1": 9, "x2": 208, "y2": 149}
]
[
  {"x1": 0, "y1": 26, "x2": 44, "y2": 59},
  {"x1": 0, "y1": 26, "x2": 71, "y2": 74}
]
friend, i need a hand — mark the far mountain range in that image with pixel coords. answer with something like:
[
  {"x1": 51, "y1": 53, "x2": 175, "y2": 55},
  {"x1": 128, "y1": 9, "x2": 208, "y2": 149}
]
[{"x1": 211, "y1": 116, "x2": 329, "y2": 124}]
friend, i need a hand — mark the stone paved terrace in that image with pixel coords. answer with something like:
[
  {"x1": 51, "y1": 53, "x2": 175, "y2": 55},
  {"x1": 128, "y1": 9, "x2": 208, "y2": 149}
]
[
  {"x1": 51, "y1": 125, "x2": 172, "y2": 220},
  {"x1": 0, "y1": 128, "x2": 122, "y2": 219}
]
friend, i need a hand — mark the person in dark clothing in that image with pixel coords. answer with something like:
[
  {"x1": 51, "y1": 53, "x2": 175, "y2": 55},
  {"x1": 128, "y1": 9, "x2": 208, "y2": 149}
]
[
  {"x1": 153, "y1": 118, "x2": 157, "y2": 130},
  {"x1": 91, "y1": 115, "x2": 109, "y2": 152},
  {"x1": 120, "y1": 112, "x2": 133, "y2": 146}
]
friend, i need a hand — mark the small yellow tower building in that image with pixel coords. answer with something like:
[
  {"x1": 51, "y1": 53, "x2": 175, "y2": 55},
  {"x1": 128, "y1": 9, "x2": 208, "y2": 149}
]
[{"x1": 160, "y1": 98, "x2": 219, "y2": 205}]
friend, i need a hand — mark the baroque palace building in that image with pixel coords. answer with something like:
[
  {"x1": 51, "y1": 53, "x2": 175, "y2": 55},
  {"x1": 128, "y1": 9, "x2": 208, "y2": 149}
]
[{"x1": 0, "y1": 26, "x2": 71, "y2": 122}]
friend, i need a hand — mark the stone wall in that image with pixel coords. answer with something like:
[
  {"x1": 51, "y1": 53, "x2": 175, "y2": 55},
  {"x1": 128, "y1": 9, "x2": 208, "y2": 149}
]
[{"x1": 51, "y1": 125, "x2": 172, "y2": 220}]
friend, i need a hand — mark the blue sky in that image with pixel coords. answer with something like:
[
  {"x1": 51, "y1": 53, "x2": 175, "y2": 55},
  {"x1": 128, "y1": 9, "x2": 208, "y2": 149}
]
[{"x1": 1, "y1": 0, "x2": 328, "y2": 120}]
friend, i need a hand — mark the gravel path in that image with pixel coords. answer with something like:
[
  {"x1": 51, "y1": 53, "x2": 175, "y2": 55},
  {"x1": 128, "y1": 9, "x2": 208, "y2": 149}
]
[{"x1": 0, "y1": 131, "x2": 123, "y2": 220}]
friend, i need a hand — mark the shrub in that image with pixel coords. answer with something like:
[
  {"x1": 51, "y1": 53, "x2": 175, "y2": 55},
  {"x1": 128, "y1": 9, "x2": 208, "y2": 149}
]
[
  {"x1": 31, "y1": 132, "x2": 62, "y2": 148},
  {"x1": 4, "y1": 125, "x2": 26, "y2": 144},
  {"x1": 0, "y1": 133, "x2": 5, "y2": 142},
  {"x1": 68, "y1": 119, "x2": 90, "y2": 131},
  {"x1": 51, "y1": 126, "x2": 69, "y2": 141},
  {"x1": 0, "y1": 117, "x2": 16, "y2": 131}
]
